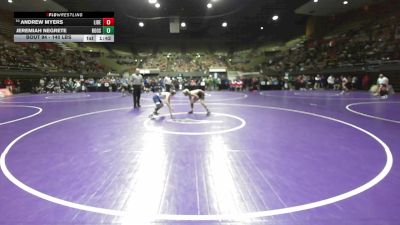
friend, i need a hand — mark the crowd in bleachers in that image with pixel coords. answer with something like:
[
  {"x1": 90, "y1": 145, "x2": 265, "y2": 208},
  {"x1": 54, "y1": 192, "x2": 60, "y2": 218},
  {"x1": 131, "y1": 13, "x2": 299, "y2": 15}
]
[
  {"x1": 107, "y1": 54, "x2": 136, "y2": 65},
  {"x1": 141, "y1": 54, "x2": 168, "y2": 71},
  {"x1": 263, "y1": 16, "x2": 400, "y2": 74},
  {"x1": 171, "y1": 54, "x2": 199, "y2": 72},
  {"x1": 199, "y1": 55, "x2": 227, "y2": 70},
  {"x1": 1, "y1": 7, "x2": 399, "y2": 97},
  {"x1": 0, "y1": 35, "x2": 105, "y2": 74},
  {"x1": 139, "y1": 53, "x2": 228, "y2": 72}
]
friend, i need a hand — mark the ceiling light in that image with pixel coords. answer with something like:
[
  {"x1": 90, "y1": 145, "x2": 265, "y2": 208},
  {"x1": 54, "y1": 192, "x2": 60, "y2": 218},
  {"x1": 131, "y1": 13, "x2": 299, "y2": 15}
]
[
  {"x1": 272, "y1": 15, "x2": 279, "y2": 21},
  {"x1": 148, "y1": 0, "x2": 157, "y2": 4},
  {"x1": 314, "y1": 0, "x2": 318, "y2": 2},
  {"x1": 181, "y1": 22, "x2": 186, "y2": 28},
  {"x1": 260, "y1": 26, "x2": 264, "y2": 30},
  {"x1": 343, "y1": 1, "x2": 348, "y2": 4},
  {"x1": 222, "y1": 22, "x2": 228, "y2": 27},
  {"x1": 8, "y1": 0, "x2": 12, "y2": 3},
  {"x1": 155, "y1": 3, "x2": 160, "y2": 8},
  {"x1": 207, "y1": 3, "x2": 213, "y2": 8},
  {"x1": 139, "y1": 22, "x2": 144, "y2": 27}
]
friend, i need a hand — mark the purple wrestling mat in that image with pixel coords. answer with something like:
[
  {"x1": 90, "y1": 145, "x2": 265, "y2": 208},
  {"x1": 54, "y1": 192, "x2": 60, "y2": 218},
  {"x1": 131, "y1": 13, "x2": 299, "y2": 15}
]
[{"x1": 0, "y1": 90, "x2": 399, "y2": 225}]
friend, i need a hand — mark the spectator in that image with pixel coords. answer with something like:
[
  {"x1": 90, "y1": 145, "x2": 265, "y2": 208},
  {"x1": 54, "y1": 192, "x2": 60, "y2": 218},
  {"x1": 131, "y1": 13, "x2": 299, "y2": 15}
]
[{"x1": 4, "y1": 77, "x2": 14, "y2": 93}]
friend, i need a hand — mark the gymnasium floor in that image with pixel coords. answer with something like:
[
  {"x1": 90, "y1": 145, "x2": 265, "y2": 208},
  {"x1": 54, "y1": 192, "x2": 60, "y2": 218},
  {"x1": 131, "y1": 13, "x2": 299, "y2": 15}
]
[{"x1": 0, "y1": 90, "x2": 399, "y2": 225}]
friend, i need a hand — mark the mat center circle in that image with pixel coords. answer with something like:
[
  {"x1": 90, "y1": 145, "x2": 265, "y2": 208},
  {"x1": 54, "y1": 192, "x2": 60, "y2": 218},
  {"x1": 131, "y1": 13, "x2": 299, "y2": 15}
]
[{"x1": 143, "y1": 112, "x2": 246, "y2": 135}]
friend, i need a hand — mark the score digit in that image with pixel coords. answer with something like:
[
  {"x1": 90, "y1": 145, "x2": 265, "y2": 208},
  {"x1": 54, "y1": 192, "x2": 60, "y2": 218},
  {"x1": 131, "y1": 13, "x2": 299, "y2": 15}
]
[
  {"x1": 102, "y1": 18, "x2": 114, "y2": 26},
  {"x1": 102, "y1": 26, "x2": 114, "y2": 34}
]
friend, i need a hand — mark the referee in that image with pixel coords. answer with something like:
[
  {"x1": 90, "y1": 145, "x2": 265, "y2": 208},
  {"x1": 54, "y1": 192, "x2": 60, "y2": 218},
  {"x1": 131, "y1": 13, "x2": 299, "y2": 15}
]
[{"x1": 131, "y1": 72, "x2": 143, "y2": 108}]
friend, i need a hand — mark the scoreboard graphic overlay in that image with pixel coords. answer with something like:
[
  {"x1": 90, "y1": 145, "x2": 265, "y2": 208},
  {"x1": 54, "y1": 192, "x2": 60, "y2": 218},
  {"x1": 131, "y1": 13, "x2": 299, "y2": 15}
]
[{"x1": 14, "y1": 12, "x2": 114, "y2": 42}]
